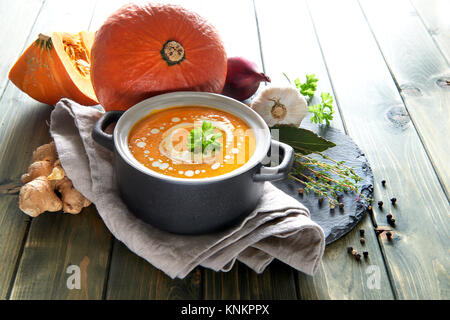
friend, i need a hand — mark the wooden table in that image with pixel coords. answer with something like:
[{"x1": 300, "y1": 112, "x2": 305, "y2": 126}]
[{"x1": 0, "y1": 0, "x2": 448, "y2": 300}]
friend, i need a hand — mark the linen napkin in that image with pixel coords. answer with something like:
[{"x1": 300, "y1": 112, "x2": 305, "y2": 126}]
[{"x1": 49, "y1": 98, "x2": 325, "y2": 279}]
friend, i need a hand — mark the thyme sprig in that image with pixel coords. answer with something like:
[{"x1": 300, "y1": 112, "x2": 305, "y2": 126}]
[
  {"x1": 289, "y1": 150, "x2": 368, "y2": 207},
  {"x1": 274, "y1": 124, "x2": 371, "y2": 207}
]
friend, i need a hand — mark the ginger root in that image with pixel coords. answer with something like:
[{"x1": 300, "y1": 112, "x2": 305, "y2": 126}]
[
  {"x1": 19, "y1": 141, "x2": 91, "y2": 217},
  {"x1": 19, "y1": 176, "x2": 63, "y2": 217},
  {"x1": 21, "y1": 160, "x2": 53, "y2": 184},
  {"x1": 55, "y1": 177, "x2": 91, "y2": 214},
  {"x1": 31, "y1": 141, "x2": 58, "y2": 163}
]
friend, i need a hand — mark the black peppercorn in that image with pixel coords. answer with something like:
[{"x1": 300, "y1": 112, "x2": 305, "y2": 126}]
[
  {"x1": 386, "y1": 231, "x2": 393, "y2": 240},
  {"x1": 363, "y1": 251, "x2": 369, "y2": 258},
  {"x1": 386, "y1": 213, "x2": 396, "y2": 226},
  {"x1": 381, "y1": 180, "x2": 386, "y2": 187},
  {"x1": 318, "y1": 198, "x2": 324, "y2": 205},
  {"x1": 347, "y1": 247, "x2": 353, "y2": 254},
  {"x1": 391, "y1": 198, "x2": 397, "y2": 205},
  {"x1": 378, "y1": 201, "x2": 383, "y2": 208},
  {"x1": 355, "y1": 253, "x2": 362, "y2": 261},
  {"x1": 360, "y1": 237, "x2": 366, "y2": 245},
  {"x1": 338, "y1": 202, "x2": 344, "y2": 209},
  {"x1": 359, "y1": 229, "x2": 365, "y2": 237}
]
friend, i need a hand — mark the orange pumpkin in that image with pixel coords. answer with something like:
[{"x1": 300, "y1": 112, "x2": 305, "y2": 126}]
[
  {"x1": 90, "y1": 3, "x2": 228, "y2": 111},
  {"x1": 8, "y1": 32, "x2": 98, "y2": 106}
]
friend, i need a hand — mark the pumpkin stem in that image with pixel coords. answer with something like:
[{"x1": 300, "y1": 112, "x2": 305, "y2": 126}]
[
  {"x1": 161, "y1": 40, "x2": 185, "y2": 66},
  {"x1": 36, "y1": 33, "x2": 53, "y2": 50},
  {"x1": 38, "y1": 33, "x2": 51, "y2": 42}
]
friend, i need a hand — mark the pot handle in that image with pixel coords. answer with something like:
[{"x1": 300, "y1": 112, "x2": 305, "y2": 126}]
[
  {"x1": 92, "y1": 111, "x2": 124, "y2": 151},
  {"x1": 253, "y1": 140, "x2": 294, "y2": 182}
]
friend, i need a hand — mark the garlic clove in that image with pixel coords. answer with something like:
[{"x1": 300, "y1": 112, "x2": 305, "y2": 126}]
[{"x1": 250, "y1": 86, "x2": 307, "y2": 127}]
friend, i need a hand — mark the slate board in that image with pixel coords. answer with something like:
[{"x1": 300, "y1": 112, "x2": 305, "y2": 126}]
[{"x1": 272, "y1": 123, "x2": 374, "y2": 244}]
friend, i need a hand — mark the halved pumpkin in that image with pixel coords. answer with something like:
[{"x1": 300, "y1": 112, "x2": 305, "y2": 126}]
[
  {"x1": 8, "y1": 32, "x2": 98, "y2": 106},
  {"x1": 90, "y1": 3, "x2": 228, "y2": 111}
]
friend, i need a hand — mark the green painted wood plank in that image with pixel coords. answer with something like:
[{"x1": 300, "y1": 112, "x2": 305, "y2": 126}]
[
  {"x1": 307, "y1": 0, "x2": 450, "y2": 299},
  {"x1": 2, "y1": 0, "x2": 113, "y2": 300},
  {"x1": 0, "y1": 196, "x2": 31, "y2": 299},
  {"x1": 9, "y1": 206, "x2": 111, "y2": 299},
  {"x1": 411, "y1": 0, "x2": 450, "y2": 65},
  {"x1": 203, "y1": 260, "x2": 297, "y2": 300},
  {"x1": 254, "y1": 0, "x2": 394, "y2": 300},
  {"x1": 0, "y1": 0, "x2": 43, "y2": 99},
  {"x1": 106, "y1": 241, "x2": 201, "y2": 300},
  {"x1": 0, "y1": 79, "x2": 56, "y2": 300},
  {"x1": 296, "y1": 215, "x2": 394, "y2": 299},
  {"x1": 88, "y1": 0, "x2": 127, "y2": 31},
  {"x1": 360, "y1": 0, "x2": 450, "y2": 199},
  {"x1": 0, "y1": 64, "x2": 53, "y2": 300}
]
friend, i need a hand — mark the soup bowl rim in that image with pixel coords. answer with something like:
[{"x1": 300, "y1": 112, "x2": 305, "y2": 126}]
[{"x1": 113, "y1": 91, "x2": 272, "y2": 184}]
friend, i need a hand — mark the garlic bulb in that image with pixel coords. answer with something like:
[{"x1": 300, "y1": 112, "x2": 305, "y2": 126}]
[{"x1": 251, "y1": 86, "x2": 307, "y2": 127}]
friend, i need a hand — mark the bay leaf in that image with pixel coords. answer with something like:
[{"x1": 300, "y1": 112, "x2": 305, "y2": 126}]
[{"x1": 271, "y1": 125, "x2": 336, "y2": 154}]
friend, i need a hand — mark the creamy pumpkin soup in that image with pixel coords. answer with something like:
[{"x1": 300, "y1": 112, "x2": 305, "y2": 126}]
[{"x1": 128, "y1": 106, "x2": 256, "y2": 178}]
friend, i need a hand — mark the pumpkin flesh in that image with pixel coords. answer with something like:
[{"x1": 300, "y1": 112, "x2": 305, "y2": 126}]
[
  {"x1": 8, "y1": 32, "x2": 98, "y2": 106},
  {"x1": 90, "y1": 3, "x2": 228, "y2": 111}
]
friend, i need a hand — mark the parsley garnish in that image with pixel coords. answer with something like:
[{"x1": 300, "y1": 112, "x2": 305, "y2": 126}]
[
  {"x1": 283, "y1": 72, "x2": 335, "y2": 125},
  {"x1": 188, "y1": 121, "x2": 222, "y2": 153},
  {"x1": 294, "y1": 73, "x2": 318, "y2": 100},
  {"x1": 283, "y1": 73, "x2": 319, "y2": 100},
  {"x1": 308, "y1": 92, "x2": 334, "y2": 125}
]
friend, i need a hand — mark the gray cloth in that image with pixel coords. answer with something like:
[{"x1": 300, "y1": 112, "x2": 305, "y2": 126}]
[{"x1": 49, "y1": 99, "x2": 325, "y2": 279}]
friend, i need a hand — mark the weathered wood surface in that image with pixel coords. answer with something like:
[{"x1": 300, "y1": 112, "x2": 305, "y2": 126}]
[
  {"x1": 308, "y1": 0, "x2": 449, "y2": 299},
  {"x1": 360, "y1": 0, "x2": 450, "y2": 199},
  {"x1": 106, "y1": 241, "x2": 202, "y2": 300},
  {"x1": 411, "y1": 0, "x2": 450, "y2": 65},
  {"x1": 0, "y1": 0, "x2": 448, "y2": 300},
  {"x1": 203, "y1": 260, "x2": 298, "y2": 300},
  {"x1": 0, "y1": 0, "x2": 44, "y2": 299},
  {"x1": 9, "y1": 206, "x2": 111, "y2": 299}
]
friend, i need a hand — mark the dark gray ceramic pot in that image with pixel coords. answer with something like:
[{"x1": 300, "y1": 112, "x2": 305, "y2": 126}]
[{"x1": 92, "y1": 92, "x2": 293, "y2": 235}]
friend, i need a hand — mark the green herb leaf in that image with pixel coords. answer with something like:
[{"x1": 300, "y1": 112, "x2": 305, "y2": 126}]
[
  {"x1": 293, "y1": 73, "x2": 318, "y2": 100},
  {"x1": 271, "y1": 125, "x2": 336, "y2": 154},
  {"x1": 188, "y1": 121, "x2": 223, "y2": 153},
  {"x1": 309, "y1": 92, "x2": 334, "y2": 125}
]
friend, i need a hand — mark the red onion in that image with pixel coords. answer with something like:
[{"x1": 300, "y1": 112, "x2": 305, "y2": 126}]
[{"x1": 221, "y1": 56, "x2": 271, "y2": 101}]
